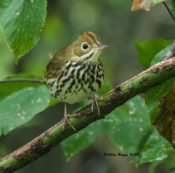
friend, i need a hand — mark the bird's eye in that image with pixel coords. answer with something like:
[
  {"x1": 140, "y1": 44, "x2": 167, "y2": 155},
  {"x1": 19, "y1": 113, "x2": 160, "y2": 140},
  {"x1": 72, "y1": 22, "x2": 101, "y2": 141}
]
[{"x1": 82, "y1": 43, "x2": 88, "y2": 50}]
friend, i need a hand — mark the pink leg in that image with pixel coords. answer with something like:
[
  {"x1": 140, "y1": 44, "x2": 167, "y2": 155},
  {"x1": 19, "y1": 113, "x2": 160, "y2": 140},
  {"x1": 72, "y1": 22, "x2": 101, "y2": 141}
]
[{"x1": 63, "y1": 103, "x2": 77, "y2": 131}]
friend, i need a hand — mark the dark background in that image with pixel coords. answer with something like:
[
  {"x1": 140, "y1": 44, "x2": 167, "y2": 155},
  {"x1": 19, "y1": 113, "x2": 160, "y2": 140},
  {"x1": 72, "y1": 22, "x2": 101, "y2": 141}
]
[{"x1": 0, "y1": 0, "x2": 174, "y2": 172}]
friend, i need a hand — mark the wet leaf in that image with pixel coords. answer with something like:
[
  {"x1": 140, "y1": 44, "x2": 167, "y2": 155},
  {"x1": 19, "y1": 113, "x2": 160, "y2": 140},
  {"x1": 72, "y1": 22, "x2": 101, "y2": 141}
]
[
  {"x1": 0, "y1": 0, "x2": 47, "y2": 62},
  {"x1": 61, "y1": 96, "x2": 172, "y2": 163},
  {"x1": 0, "y1": 85, "x2": 52, "y2": 136}
]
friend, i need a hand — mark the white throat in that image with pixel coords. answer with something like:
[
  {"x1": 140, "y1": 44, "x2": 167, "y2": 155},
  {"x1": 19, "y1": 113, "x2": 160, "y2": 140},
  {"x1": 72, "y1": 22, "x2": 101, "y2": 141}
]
[{"x1": 81, "y1": 50, "x2": 102, "y2": 63}]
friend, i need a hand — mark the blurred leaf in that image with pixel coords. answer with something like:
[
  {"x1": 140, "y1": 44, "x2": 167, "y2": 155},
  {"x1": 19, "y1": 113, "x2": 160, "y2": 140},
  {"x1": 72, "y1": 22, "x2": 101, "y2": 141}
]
[
  {"x1": 154, "y1": 84, "x2": 175, "y2": 147},
  {"x1": 131, "y1": 0, "x2": 165, "y2": 11},
  {"x1": 61, "y1": 96, "x2": 172, "y2": 163},
  {"x1": 149, "y1": 161, "x2": 162, "y2": 173},
  {"x1": 171, "y1": 8, "x2": 175, "y2": 16},
  {"x1": 135, "y1": 39, "x2": 172, "y2": 69},
  {"x1": 145, "y1": 79, "x2": 174, "y2": 123},
  {"x1": 96, "y1": 77, "x2": 113, "y2": 96},
  {"x1": 0, "y1": 85, "x2": 52, "y2": 136},
  {"x1": 0, "y1": 74, "x2": 42, "y2": 101},
  {"x1": 146, "y1": 46, "x2": 174, "y2": 123},
  {"x1": 171, "y1": 0, "x2": 175, "y2": 8},
  {"x1": 0, "y1": 0, "x2": 47, "y2": 62}
]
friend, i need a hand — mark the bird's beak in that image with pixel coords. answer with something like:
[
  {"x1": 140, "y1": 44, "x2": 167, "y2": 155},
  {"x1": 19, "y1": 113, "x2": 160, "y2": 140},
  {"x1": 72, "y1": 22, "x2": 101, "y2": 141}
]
[{"x1": 94, "y1": 44, "x2": 108, "y2": 50}]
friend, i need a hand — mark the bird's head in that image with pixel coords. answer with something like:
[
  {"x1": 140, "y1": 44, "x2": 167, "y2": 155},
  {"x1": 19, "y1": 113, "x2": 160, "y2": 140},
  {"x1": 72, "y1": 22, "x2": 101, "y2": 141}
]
[{"x1": 68, "y1": 32, "x2": 108, "y2": 63}]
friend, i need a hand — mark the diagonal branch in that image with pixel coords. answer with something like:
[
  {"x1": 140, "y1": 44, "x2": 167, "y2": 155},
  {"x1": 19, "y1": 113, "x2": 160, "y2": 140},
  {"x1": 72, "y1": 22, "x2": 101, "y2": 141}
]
[
  {"x1": 163, "y1": 1, "x2": 175, "y2": 22},
  {"x1": 1, "y1": 57, "x2": 175, "y2": 172}
]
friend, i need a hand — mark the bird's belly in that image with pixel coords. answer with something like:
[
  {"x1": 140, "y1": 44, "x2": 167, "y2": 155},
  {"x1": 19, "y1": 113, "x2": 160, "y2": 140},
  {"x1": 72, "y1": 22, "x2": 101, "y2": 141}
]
[
  {"x1": 47, "y1": 61, "x2": 104, "y2": 104},
  {"x1": 59, "y1": 82, "x2": 93, "y2": 104}
]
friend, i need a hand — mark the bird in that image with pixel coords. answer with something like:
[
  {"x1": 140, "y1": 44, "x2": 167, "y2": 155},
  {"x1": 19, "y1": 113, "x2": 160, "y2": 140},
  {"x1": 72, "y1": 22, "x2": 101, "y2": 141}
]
[{"x1": 44, "y1": 32, "x2": 108, "y2": 130}]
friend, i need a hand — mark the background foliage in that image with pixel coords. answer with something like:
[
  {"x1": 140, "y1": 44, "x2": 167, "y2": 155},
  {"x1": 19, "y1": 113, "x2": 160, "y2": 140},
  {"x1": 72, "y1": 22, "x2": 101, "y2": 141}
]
[{"x1": 0, "y1": 0, "x2": 175, "y2": 173}]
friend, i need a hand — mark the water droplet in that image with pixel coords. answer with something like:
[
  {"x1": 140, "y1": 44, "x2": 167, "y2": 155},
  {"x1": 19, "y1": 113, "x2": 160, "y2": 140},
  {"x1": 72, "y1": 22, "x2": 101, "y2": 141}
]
[
  {"x1": 129, "y1": 102, "x2": 134, "y2": 106},
  {"x1": 22, "y1": 111, "x2": 26, "y2": 115},
  {"x1": 75, "y1": 134, "x2": 79, "y2": 138},
  {"x1": 142, "y1": 103, "x2": 145, "y2": 107},
  {"x1": 139, "y1": 118, "x2": 143, "y2": 122},
  {"x1": 17, "y1": 113, "x2": 25, "y2": 120},
  {"x1": 129, "y1": 111, "x2": 134, "y2": 115},
  {"x1": 139, "y1": 127, "x2": 143, "y2": 132},
  {"x1": 17, "y1": 103, "x2": 21, "y2": 110},
  {"x1": 37, "y1": 98, "x2": 42, "y2": 103},
  {"x1": 155, "y1": 136, "x2": 159, "y2": 140},
  {"x1": 119, "y1": 146, "x2": 123, "y2": 151},
  {"x1": 88, "y1": 131, "x2": 93, "y2": 135}
]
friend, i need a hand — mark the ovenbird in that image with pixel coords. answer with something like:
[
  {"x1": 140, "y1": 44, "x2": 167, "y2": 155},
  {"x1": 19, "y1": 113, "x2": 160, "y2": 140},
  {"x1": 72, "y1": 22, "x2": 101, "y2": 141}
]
[{"x1": 44, "y1": 32, "x2": 107, "y2": 130}]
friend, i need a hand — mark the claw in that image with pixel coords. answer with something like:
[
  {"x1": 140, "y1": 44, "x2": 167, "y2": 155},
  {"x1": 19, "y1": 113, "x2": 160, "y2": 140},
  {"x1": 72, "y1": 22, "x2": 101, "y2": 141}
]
[{"x1": 89, "y1": 96, "x2": 101, "y2": 116}]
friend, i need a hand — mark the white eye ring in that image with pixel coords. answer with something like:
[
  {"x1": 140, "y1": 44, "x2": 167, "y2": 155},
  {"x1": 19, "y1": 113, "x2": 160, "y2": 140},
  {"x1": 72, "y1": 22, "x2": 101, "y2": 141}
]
[{"x1": 81, "y1": 42, "x2": 89, "y2": 50}]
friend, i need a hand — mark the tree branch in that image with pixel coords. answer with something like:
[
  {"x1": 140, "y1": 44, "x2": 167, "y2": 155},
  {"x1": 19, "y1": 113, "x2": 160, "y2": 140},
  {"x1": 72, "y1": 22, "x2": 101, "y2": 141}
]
[
  {"x1": 1, "y1": 57, "x2": 175, "y2": 172},
  {"x1": 0, "y1": 78, "x2": 46, "y2": 84}
]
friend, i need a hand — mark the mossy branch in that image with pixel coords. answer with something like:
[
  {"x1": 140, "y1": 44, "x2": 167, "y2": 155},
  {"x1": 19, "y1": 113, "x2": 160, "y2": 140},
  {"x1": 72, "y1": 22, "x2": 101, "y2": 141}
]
[{"x1": 1, "y1": 58, "x2": 175, "y2": 172}]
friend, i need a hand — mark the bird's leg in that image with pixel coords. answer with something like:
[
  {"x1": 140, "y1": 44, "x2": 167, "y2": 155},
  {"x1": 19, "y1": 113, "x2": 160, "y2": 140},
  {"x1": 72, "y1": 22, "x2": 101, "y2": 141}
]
[
  {"x1": 88, "y1": 96, "x2": 102, "y2": 116},
  {"x1": 63, "y1": 103, "x2": 77, "y2": 131}
]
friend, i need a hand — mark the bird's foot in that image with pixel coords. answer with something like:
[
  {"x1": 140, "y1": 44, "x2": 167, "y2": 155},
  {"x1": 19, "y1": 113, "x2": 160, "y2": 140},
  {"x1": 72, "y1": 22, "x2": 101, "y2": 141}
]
[
  {"x1": 63, "y1": 113, "x2": 77, "y2": 131},
  {"x1": 89, "y1": 96, "x2": 102, "y2": 116}
]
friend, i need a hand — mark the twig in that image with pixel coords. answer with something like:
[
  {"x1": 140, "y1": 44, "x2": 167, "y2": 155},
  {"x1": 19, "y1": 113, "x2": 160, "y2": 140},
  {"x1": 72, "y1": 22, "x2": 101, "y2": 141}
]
[
  {"x1": 0, "y1": 78, "x2": 46, "y2": 84},
  {"x1": 1, "y1": 57, "x2": 175, "y2": 172},
  {"x1": 163, "y1": 1, "x2": 175, "y2": 22}
]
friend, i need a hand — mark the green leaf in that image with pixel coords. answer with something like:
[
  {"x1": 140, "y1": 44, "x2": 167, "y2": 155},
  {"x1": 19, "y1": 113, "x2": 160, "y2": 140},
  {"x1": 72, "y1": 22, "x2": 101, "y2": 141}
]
[
  {"x1": 0, "y1": 85, "x2": 52, "y2": 136},
  {"x1": 0, "y1": 74, "x2": 42, "y2": 101},
  {"x1": 0, "y1": 0, "x2": 47, "y2": 62},
  {"x1": 135, "y1": 39, "x2": 172, "y2": 69},
  {"x1": 61, "y1": 96, "x2": 172, "y2": 163},
  {"x1": 106, "y1": 97, "x2": 172, "y2": 164},
  {"x1": 61, "y1": 119, "x2": 105, "y2": 160},
  {"x1": 150, "y1": 46, "x2": 171, "y2": 66},
  {"x1": 136, "y1": 129, "x2": 172, "y2": 164}
]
